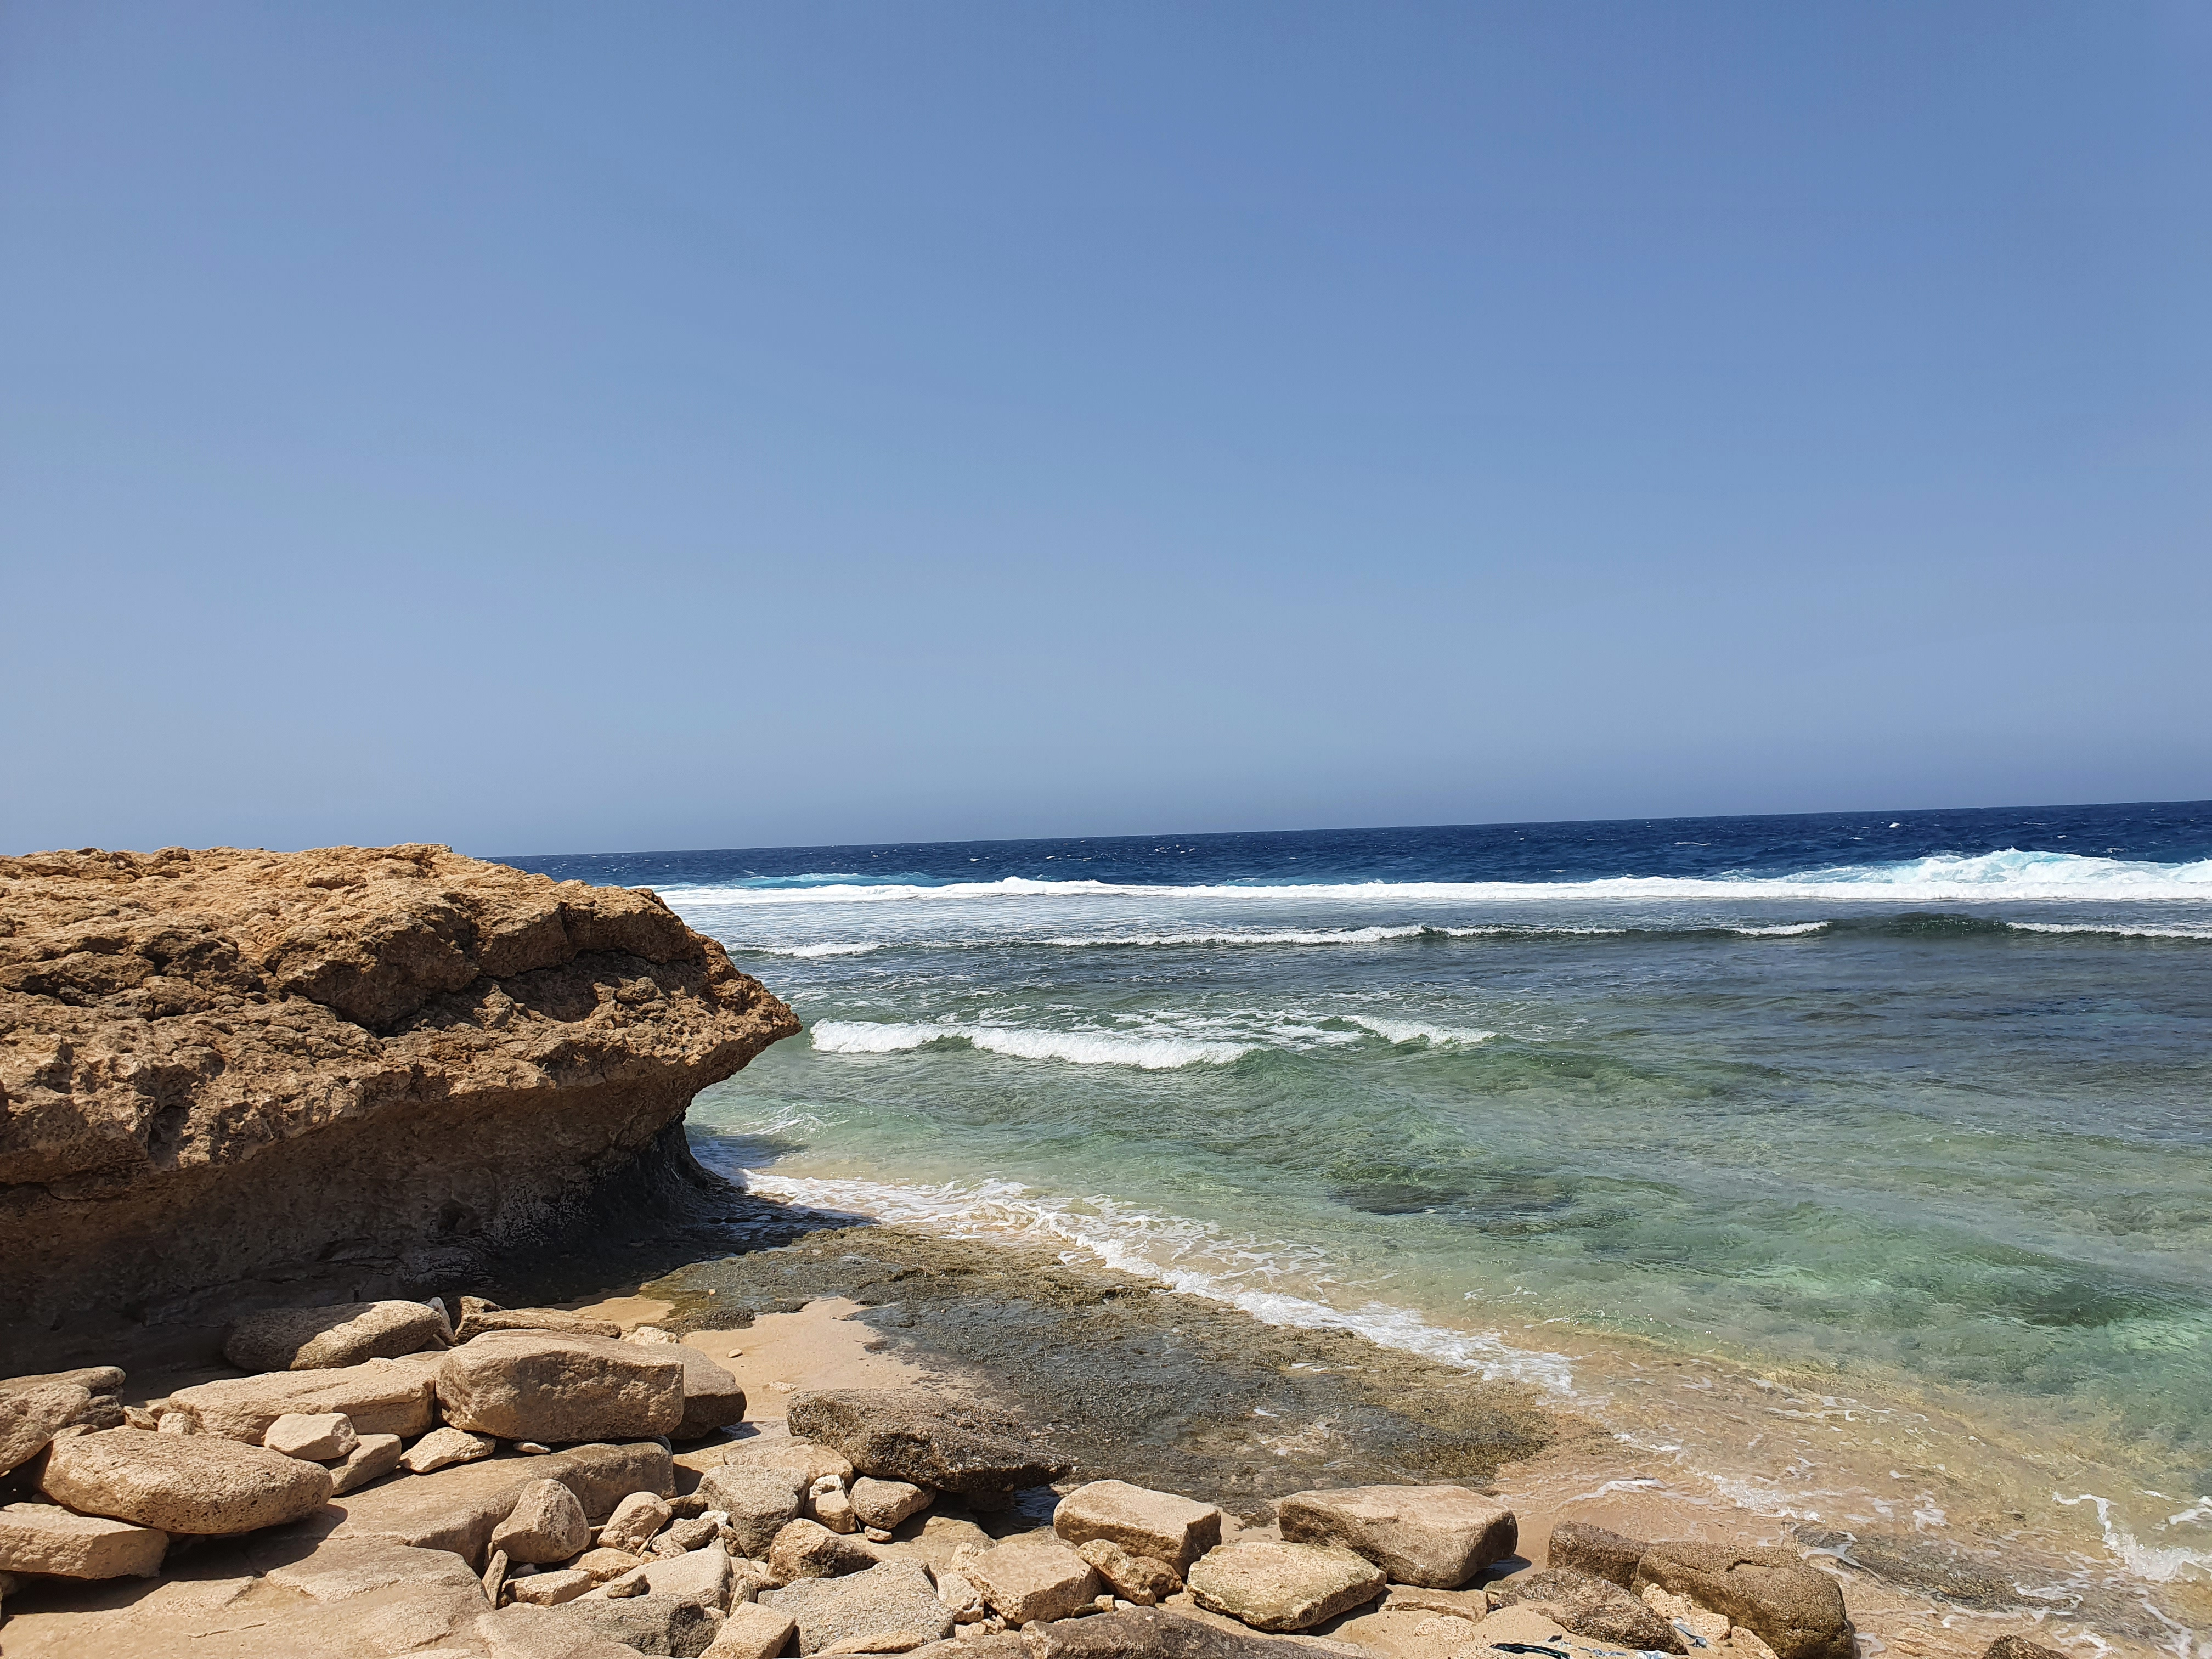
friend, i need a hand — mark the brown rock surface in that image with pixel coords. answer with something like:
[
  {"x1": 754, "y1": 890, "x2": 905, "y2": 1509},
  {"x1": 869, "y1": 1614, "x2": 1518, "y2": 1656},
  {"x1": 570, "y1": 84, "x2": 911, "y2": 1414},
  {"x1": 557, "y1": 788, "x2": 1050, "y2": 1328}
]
[
  {"x1": 0, "y1": 844, "x2": 798, "y2": 1338},
  {"x1": 1186, "y1": 1538, "x2": 1386, "y2": 1632},
  {"x1": 1635, "y1": 1543, "x2": 1855, "y2": 1659},
  {"x1": 1054, "y1": 1479, "x2": 1222, "y2": 1573},
  {"x1": 320, "y1": 1440, "x2": 674, "y2": 1567},
  {"x1": 439, "y1": 1330, "x2": 686, "y2": 1442},
  {"x1": 224, "y1": 1299, "x2": 450, "y2": 1371},
  {"x1": 1544, "y1": 1518, "x2": 1647, "y2": 1588},
  {"x1": 1489, "y1": 1565, "x2": 1686, "y2": 1652},
  {"x1": 1277, "y1": 1485, "x2": 1517, "y2": 1590},
  {"x1": 167, "y1": 1358, "x2": 440, "y2": 1442}
]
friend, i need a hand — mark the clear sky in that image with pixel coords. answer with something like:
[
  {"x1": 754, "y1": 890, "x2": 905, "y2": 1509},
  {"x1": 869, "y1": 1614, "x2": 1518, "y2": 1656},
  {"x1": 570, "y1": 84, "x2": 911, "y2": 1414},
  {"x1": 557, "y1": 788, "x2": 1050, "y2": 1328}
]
[{"x1": 3, "y1": 3, "x2": 2206, "y2": 857}]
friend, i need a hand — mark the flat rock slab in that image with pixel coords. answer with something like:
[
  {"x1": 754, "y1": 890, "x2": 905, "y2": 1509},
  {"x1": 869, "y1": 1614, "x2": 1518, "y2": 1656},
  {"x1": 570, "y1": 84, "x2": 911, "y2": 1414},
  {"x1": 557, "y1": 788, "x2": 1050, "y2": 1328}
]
[
  {"x1": 1054, "y1": 1479, "x2": 1223, "y2": 1573},
  {"x1": 586, "y1": 1542, "x2": 735, "y2": 1612},
  {"x1": 43, "y1": 1426, "x2": 335, "y2": 1535},
  {"x1": 1635, "y1": 1543, "x2": 1855, "y2": 1659},
  {"x1": 1187, "y1": 1538, "x2": 1385, "y2": 1632},
  {"x1": 704, "y1": 1601, "x2": 799, "y2": 1659},
  {"x1": 225, "y1": 1300, "x2": 451, "y2": 1371},
  {"x1": 260, "y1": 1535, "x2": 487, "y2": 1603},
  {"x1": 1490, "y1": 1566, "x2": 1685, "y2": 1653},
  {"x1": 168, "y1": 1357, "x2": 440, "y2": 1442},
  {"x1": 456, "y1": 1297, "x2": 624, "y2": 1345},
  {"x1": 785, "y1": 1390, "x2": 1071, "y2": 1495},
  {"x1": 439, "y1": 1330, "x2": 685, "y2": 1443},
  {"x1": 320, "y1": 1440, "x2": 673, "y2": 1568},
  {"x1": 763, "y1": 1559, "x2": 956, "y2": 1655},
  {"x1": 0, "y1": 1501, "x2": 167, "y2": 1578},
  {"x1": 1277, "y1": 1485, "x2": 1517, "y2": 1589}
]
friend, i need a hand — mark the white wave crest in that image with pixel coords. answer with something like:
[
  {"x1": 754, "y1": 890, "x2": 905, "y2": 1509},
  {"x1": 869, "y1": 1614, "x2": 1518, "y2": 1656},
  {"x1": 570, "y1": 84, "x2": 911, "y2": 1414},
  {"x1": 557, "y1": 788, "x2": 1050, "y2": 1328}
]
[
  {"x1": 754, "y1": 941, "x2": 892, "y2": 958},
  {"x1": 652, "y1": 849, "x2": 2212, "y2": 907},
  {"x1": 1730, "y1": 923, "x2": 1830, "y2": 936},
  {"x1": 1349, "y1": 1015, "x2": 1497, "y2": 1046},
  {"x1": 2006, "y1": 922, "x2": 2212, "y2": 941},
  {"x1": 808, "y1": 1020, "x2": 1249, "y2": 1069},
  {"x1": 727, "y1": 1169, "x2": 1576, "y2": 1393},
  {"x1": 1040, "y1": 926, "x2": 1431, "y2": 947}
]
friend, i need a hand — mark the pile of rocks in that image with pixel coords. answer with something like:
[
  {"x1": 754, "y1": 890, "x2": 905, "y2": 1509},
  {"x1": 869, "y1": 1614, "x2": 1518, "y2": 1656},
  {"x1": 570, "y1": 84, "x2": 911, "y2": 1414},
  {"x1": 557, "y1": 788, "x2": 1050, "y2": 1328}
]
[{"x1": 0, "y1": 1307, "x2": 2067, "y2": 1659}]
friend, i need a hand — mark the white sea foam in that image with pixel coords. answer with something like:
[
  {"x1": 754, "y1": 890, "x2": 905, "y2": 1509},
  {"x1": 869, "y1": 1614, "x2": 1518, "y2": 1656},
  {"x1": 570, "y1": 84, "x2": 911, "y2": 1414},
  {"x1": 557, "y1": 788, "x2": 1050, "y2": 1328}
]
[
  {"x1": 2054, "y1": 1493, "x2": 2212, "y2": 1584},
  {"x1": 1730, "y1": 923, "x2": 1830, "y2": 936},
  {"x1": 2006, "y1": 922, "x2": 2212, "y2": 941},
  {"x1": 1039, "y1": 926, "x2": 1432, "y2": 947},
  {"x1": 1348, "y1": 1015, "x2": 1497, "y2": 1046},
  {"x1": 724, "y1": 1167, "x2": 1577, "y2": 1393},
  {"x1": 808, "y1": 1020, "x2": 1250, "y2": 1069},
  {"x1": 651, "y1": 849, "x2": 2212, "y2": 908}
]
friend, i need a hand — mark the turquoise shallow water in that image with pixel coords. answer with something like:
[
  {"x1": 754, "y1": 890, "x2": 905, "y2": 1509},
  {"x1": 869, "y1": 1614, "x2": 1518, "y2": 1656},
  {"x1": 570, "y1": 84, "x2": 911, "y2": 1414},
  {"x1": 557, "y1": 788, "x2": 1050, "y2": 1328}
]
[{"x1": 512, "y1": 804, "x2": 2212, "y2": 1590}]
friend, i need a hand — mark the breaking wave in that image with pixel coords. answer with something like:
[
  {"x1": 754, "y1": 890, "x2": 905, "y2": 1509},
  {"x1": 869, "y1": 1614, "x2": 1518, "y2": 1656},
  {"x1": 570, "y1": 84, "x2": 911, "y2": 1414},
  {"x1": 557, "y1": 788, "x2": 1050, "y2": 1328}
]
[
  {"x1": 807, "y1": 1020, "x2": 1252, "y2": 1069},
  {"x1": 652, "y1": 848, "x2": 2212, "y2": 908}
]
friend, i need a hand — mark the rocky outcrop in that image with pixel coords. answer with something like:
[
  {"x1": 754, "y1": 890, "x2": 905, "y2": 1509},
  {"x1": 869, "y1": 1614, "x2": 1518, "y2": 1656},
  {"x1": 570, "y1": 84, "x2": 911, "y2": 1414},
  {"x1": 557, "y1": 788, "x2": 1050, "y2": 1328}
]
[{"x1": 0, "y1": 844, "x2": 798, "y2": 1338}]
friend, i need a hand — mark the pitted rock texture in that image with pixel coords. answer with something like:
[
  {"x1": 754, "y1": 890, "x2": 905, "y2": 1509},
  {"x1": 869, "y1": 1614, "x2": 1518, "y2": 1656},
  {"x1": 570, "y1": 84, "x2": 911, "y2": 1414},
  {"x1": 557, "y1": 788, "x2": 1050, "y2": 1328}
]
[{"x1": 0, "y1": 844, "x2": 798, "y2": 1334}]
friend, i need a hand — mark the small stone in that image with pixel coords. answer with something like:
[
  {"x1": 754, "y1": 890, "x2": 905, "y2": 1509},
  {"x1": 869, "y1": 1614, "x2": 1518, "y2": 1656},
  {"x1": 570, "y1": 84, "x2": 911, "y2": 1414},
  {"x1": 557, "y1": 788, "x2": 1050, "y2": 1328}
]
[
  {"x1": 122, "y1": 1406, "x2": 160, "y2": 1431},
  {"x1": 330, "y1": 1431, "x2": 405, "y2": 1495},
  {"x1": 1984, "y1": 1640, "x2": 2068, "y2": 1659},
  {"x1": 865, "y1": 1526, "x2": 894, "y2": 1544},
  {"x1": 492, "y1": 1477, "x2": 592, "y2": 1564},
  {"x1": 1076, "y1": 1537, "x2": 1181, "y2": 1605},
  {"x1": 574, "y1": 1547, "x2": 647, "y2": 1582},
  {"x1": 225, "y1": 1300, "x2": 451, "y2": 1371},
  {"x1": 560, "y1": 1589, "x2": 726, "y2": 1653},
  {"x1": 1277, "y1": 1485, "x2": 1517, "y2": 1590},
  {"x1": 402, "y1": 1425, "x2": 499, "y2": 1474},
  {"x1": 849, "y1": 1477, "x2": 930, "y2": 1531},
  {"x1": 704, "y1": 1601, "x2": 799, "y2": 1659},
  {"x1": 158, "y1": 1410, "x2": 199, "y2": 1435},
  {"x1": 264, "y1": 1411, "x2": 360, "y2": 1462},
  {"x1": 0, "y1": 1501, "x2": 168, "y2": 1578},
  {"x1": 599, "y1": 1491, "x2": 675, "y2": 1554},
  {"x1": 699, "y1": 1465, "x2": 805, "y2": 1558},
  {"x1": 966, "y1": 1535, "x2": 1102, "y2": 1624},
  {"x1": 516, "y1": 1442, "x2": 553, "y2": 1455},
  {"x1": 484, "y1": 1547, "x2": 512, "y2": 1607},
  {"x1": 814, "y1": 1486, "x2": 860, "y2": 1534},
  {"x1": 654, "y1": 1515, "x2": 723, "y2": 1557},
  {"x1": 1186, "y1": 1538, "x2": 1385, "y2": 1633},
  {"x1": 41, "y1": 1425, "x2": 335, "y2": 1535},
  {"x1": 819, "y1": 1632, "x2": 929, "y2": 1654},
  {"x1": 934, "y1": 1570, "x2": 986, "y2": 1622},
  {"x1": 1054, "y1": 1480, "x2": 1222, "y2": 1575},
  {"x1": 604, "y1": 1573, "x2": 648, "y2": 1599},
  {"x1": 771, "y1": 1516, "x2": 882, "y2": 1580}
]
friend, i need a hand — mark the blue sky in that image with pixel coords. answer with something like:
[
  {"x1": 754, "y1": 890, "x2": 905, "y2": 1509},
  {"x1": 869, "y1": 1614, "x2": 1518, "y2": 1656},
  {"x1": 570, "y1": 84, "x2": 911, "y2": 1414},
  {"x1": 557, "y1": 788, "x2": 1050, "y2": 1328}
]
[{"x1": 3, "y1": 2, "x2": 2206, "y2": 856}]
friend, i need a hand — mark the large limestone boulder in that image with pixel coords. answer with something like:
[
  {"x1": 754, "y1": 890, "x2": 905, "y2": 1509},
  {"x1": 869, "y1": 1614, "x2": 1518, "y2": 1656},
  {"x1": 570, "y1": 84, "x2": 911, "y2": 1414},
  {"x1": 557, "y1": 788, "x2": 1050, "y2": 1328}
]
[
  {"x1": 785, "y1": 1390, "x2": 1070, "y2": 1495},
  {"x1": 264, "y1": 1412, "x2": 359, "y2": 1462},
  {"x1": 587, "y1": 1542, "x2": 737, "y2": 1611},
  {"x1": 0, "y1": 1501, "x2": 167, "y2": 1578},
  {"x1": 0, "y1": 845, "x2": 799, "y2": 1346},
  {"x1": 224, "y1": 1300, "x2": 451, "y2": 1371},
  {"x1": 1054, "y1": 1479, "x2": 1222, "y2": 1573},
  {"x1": 1277, "y1": 1485, "x2": 1517, "y2": 1589},
  {"x1": 770, "y1": 1516, "x2": 883, "y2": 1579},
  {"x1": 41, "y1": 1426, "x2": 335, "y2": 1534},
  {"x1": 439, "y1": 1330, "x2": 686, "y2": 1442},
  {"x1": 1545, "y1": 1519, "x2": 1646, "y2": 1588},
  {"x1": 1187, "y1": 1538, "x2": 1386, "y2": 1632},
  {"x1": 966, "y1": 1534, "x2": 1102, "y2": 1623},
  {"x1": 763, "y1": 1559, "x2": 956, "y2": 1655},
  {"x1": 1077, "y1": 1537, "x2": 1182, "y2": 1604},
  {"x1": 1634, "y1": 1544, "x2": 1855, "y2": 1659},
  {"x1": 166, "y1": 1356, "x2": 441, "y2": 1441},
  {"x1": 1491, "y1": 1566, "x2": 1686, "y2": 1652},
  {"x1": 667, "y1": 1347, "x2": 748, "y2": 1441}
]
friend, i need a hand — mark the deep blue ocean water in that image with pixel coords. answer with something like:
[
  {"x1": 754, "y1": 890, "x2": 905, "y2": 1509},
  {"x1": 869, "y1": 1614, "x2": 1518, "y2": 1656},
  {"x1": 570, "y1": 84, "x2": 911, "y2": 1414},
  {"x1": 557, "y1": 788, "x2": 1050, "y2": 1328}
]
[{"x1": 509, "y1": 800, "x2": 2212, "y2": 1592}]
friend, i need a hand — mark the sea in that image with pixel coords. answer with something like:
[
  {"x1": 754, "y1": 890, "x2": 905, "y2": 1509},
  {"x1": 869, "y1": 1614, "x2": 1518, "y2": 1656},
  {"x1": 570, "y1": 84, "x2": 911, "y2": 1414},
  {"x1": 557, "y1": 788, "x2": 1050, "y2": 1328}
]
[{"x1": 508, "y1": 800, "x2": 2212, "y2": 1625}]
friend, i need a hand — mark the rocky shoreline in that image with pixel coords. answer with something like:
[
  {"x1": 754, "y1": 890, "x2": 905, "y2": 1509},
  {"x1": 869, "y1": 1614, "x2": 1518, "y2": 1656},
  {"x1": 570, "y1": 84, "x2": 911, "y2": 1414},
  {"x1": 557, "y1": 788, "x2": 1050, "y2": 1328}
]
[{"x1": 0, "y1": 1222, "x2": 2165, "y2": 1659}]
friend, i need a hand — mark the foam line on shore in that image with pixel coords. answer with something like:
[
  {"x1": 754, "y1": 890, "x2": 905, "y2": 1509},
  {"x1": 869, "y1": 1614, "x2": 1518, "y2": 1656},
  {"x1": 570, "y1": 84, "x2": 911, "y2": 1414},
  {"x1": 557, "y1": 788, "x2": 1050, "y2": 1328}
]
[
  {"x1": 807, "y1": 1020, "x2": 1253, "y2": 1069},
  {"x1": 721, "y1": 1166, "x2": 1579, "y2": 1394}
]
